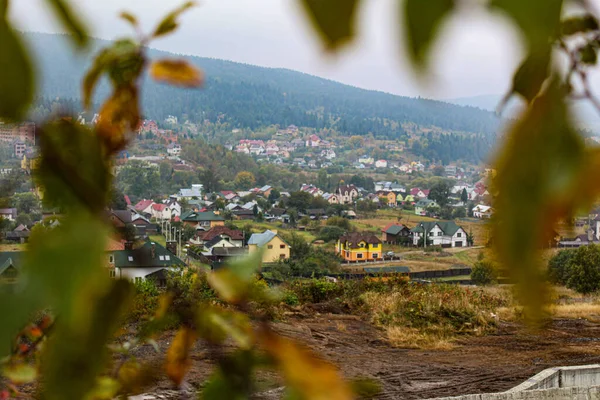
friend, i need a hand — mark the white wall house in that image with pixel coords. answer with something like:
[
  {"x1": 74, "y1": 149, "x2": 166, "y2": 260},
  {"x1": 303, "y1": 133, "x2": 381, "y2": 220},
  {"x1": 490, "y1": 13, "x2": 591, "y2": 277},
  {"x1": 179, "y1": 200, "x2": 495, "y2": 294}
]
[
  {"x1": 410, "y1": 222, "x2": 468, "y2": 248},
  {"x1": 109, "y1": 241, "x2": 184, "y2": 285}
]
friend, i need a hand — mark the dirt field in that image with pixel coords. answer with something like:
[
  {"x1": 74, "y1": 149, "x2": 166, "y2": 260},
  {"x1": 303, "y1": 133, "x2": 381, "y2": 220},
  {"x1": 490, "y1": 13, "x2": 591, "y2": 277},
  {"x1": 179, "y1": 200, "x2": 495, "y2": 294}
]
[{"x1": 124, "y1": 314, "x2": 600, "y2": 399}]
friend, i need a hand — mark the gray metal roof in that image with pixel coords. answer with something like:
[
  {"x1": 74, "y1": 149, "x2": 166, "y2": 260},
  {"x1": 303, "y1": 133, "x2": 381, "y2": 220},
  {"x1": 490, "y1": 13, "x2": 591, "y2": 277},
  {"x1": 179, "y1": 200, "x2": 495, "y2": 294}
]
[{"x1": 248, "y1": 230, "x2": 277, "y2": 247}]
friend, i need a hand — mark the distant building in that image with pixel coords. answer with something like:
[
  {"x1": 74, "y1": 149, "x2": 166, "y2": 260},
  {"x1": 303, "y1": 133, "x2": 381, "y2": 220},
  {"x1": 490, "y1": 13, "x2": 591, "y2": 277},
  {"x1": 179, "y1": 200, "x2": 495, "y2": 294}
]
[
  {"x1": 336, "y1": 233, "x2": 383, "y2": 262},
  {"x1": 167, "y1": 143, "x2": 182, "y2": 156},
  {"x1": 0, "y1": 122, "x2": 35, "y2": 144},
  {"x1": 248, "y1": 230, "x2": 290, "y2": 263},
  {"x1": 14, "y1": 141, "x2": 26, "y2": 158}
]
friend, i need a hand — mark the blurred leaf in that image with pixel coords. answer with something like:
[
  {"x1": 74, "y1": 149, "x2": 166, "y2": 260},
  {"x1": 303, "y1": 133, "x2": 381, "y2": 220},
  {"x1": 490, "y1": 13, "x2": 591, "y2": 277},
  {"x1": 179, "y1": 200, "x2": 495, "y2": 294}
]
[
  {"x1": 150, "y1": 59, "x2": 203, "y2": 87},
  {"x1": 508, "y1": 48, "x2": 551, "y2": 103},
  {"x1": 3, "y1": 364, "x2": 37, "y2": 384},
  {"x1": 404, "y1": 0, "x2": 455, "y2": 70},
  {"x1": 84, "y1": 377, "x2": 120, "y2": 400},
  {"x1": 491, "y1": 0, "x2": 563, "y2": 48},
  {"x1": 97, "y1": 84, "x2": 141, "y2": 152},
  {"x1": 119, "y1": 11, "x2": 138, "y2": 27},
  {"x1": 578, "y1": 43, "x2": 597, "y2": 64},
  {"x1": 350, "y1": 377, "x2": 382, "y2": 398},
  {"x1": 196, "y1": 305, "x2": 253, "y2": 348},
  {"x1": 44, "y1": 0, "x2": 88, "y2": 47},
  {"x1": 201, "y1": 350, "x2": 257, "y2": 400},
  {"x1": 37, "y1": 120, "x2": 111, "y2": 213},
  {"x1": 165, "y1": 327, "x2": 196, "y2": 386},
  {"x1": 298, "y1": 0, "x2": 360, "y2": 50},
  {"x1": 207, "y1": 252, "x2": 262, "y2": 304},
  {"x1": 153, "y1": 1, "x2": 196, "y2": 38},
  {"x1": 43, "y1": 276, "x2": 133, "y2": 400},
  {"x1": 0, "y1": 18, "x2": 34, "y2": 120},
  {"x1": 493, "y1": 80, "x2": 595, "y2": 321},
  {"x1": 83, "y1": 48, "x2": 112, "y2": 109},
  {"x1": 0, "y1": 0, "x2": 7, "y2": 19},
  {"x1": 561, "y1": 14, "x2": 599, "y2": 36},
  {"x1": 259, "y1": 329, "x2": 352, "y2": 400}
]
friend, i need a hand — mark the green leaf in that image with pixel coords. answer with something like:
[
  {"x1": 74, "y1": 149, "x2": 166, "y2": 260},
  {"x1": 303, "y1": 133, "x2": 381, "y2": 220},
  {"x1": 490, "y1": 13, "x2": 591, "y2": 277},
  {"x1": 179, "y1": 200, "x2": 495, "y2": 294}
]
[
  {"x1": 509, "y1": 48, "x2": 551, "y2": 103},
  {"x1": 298, "y1": 0, "x2": 361, "y2": 50},
  {"x1": 0, "y1": 19, "x2": 34, "y2": 120},
  {"x1": 491, "y1": 0, "x2": 563, "y2": 48},
  {"x1": 561, "y1": 15, "x2": 599, "y2": 36},
  {"x1": 152, "y1": 1, "x2": 196, "y2": 38},
  {"x1": 43, "y1": 279, "x2": 133, "y2": 400},
  {"x1": 84, "y1": 377, "x2": 120, "y2": 400},
  {"x1": 3, "y1": 363, "x2": 37, "y2": 384},
  {"x1": 119, "y1": 11, "x2": 138, "y2": 27},
  {"x1": 404, "y1": 0, "x2": 455, "y2": 70},
  {"x1": 201, "y1": 350, "x2": 258, "y2": 400},
  {"x1": 44, "y1": 0, "x2": 88, "y2": 47},
  {"x1": 0, "y1": 0, "x2": 8, "y2": 19},
  {"x1": 493, "y1": 80, "x2": 589, "y2": 321},
  {"x1": 207, "y1": 252, "x2": 263, "y2": 304},
  {"x1": 36, "y1": 120, "x2": 111, "y2": 213}
]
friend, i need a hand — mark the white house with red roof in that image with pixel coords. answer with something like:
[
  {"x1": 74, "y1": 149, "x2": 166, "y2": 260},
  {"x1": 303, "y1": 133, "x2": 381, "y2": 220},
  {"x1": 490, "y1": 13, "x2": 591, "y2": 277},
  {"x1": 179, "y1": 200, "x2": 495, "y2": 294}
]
[
  {"x1": 305, "y1": 134, "x2": 321, "y2": 147},
  {"x1": 150, "y1": 203, "x2": 172, "y2": 220},
  {"x1": 375, "y1": 160, "x2": 388, "y2": 168},
  {"x1": 410, "y1": 188, "x2": 429, "y2": 199},
  {"x1": 134, "y1": 199, "x2": 155, "y2": 215}
]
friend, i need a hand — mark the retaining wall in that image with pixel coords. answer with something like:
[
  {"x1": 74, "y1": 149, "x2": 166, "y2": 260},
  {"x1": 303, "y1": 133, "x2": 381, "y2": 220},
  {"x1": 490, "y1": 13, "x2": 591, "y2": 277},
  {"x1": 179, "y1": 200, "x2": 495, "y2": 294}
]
[{"x1": 428, "y1": 364, "x2": 600, "y2": 400}]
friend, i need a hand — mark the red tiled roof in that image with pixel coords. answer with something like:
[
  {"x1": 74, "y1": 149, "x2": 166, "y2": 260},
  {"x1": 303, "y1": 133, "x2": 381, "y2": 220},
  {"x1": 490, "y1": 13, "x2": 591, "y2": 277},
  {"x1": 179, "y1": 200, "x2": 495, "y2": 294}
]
[
  {"x1": 124, "y1": 195, "x2": 131, "y2": 206},
  {"x1": 134, "y1": 199, "x2": 154, "y2": 211},
  {"x1": 152, "y1": 203, "x2": 167, "y2": 211},
  {"x1": 196, "y1": 226, "x2": 243, "y2": 241},
  {"x1": 106, "y1": 238, "x2": 125, "y2": 251}
]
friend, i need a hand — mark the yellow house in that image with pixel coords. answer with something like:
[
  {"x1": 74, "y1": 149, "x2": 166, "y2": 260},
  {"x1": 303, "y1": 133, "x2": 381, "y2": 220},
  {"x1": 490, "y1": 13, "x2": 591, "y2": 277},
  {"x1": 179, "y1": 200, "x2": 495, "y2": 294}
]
[
  {"x1": 248, "y1": 230, "x2": 291, "y2": 263},
  {"x1": 376, "y1": 191, "x2": 397, "y2": 206},
  {"x1": 21, "y1": 153, "x2": 40, "y2": 174},
  {"x1": 336, "y1": 233, "x2": 382, "y2": 262}
]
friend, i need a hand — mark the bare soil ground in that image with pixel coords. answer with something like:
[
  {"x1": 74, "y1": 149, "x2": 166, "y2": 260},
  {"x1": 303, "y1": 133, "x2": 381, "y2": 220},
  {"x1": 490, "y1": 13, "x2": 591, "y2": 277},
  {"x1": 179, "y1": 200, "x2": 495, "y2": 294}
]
[{"x1": 125, "y1": 313, "x2": 600, "y2": 399}]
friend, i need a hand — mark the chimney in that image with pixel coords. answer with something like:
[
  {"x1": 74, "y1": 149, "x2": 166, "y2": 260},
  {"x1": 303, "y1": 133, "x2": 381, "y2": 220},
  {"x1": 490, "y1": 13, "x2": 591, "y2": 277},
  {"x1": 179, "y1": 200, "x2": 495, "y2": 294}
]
[
  {"x1": 166, "y1": 241, "x2": 177, "y2": 255},
  {"x1": 151, "y1": 243, "x2": 156, "y2": 258}
]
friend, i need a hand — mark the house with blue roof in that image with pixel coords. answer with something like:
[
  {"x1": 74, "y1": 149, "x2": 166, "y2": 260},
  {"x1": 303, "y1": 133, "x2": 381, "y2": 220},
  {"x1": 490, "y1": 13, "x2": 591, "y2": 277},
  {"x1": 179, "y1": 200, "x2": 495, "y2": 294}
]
[{"x1": 248, "y1": 230, "x2": 290, "y2": 263}]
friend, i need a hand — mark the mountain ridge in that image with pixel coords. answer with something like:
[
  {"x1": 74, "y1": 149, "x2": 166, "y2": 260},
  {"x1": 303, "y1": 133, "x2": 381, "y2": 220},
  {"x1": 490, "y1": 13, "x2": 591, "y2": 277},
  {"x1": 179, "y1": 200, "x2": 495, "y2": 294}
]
[{"x1": 23, "y1": 32, "x2": 501, "y2": 138}]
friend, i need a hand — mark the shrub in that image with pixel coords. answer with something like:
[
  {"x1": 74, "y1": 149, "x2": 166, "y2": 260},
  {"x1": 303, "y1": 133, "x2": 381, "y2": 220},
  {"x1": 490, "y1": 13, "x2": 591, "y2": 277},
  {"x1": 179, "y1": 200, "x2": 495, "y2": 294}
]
[
  {"x1": 565, "y1": 245, "x2": 600, "y2": 294},
  {"x1": 317, "y1": 226, "x2": 345, "y2": 242},
  {"x1": 282, "y1": 290, "x2": 300, "y2": 306},
  {"x1": 547, "y1": 249, "x2": 575, "y2": 285},
  {"x1": 471, "y1": 260, "x2": 497, "y2": 286},
  {"x1": 129, "y1": 279, "x2": 160, "y2": 321},
  {"x1": 424, "y1": 245, "x2": 443, "y2": 253},
  {"x1": 326, "y1": 216, "x2": 352, "y2": 231}
]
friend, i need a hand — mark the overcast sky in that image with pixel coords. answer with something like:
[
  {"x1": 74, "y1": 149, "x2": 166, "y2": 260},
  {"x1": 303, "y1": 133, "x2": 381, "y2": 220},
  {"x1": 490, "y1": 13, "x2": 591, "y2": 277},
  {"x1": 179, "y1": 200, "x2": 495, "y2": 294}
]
[{"x1": 9, "y1": 0, "x2": 526, "y2": 99}]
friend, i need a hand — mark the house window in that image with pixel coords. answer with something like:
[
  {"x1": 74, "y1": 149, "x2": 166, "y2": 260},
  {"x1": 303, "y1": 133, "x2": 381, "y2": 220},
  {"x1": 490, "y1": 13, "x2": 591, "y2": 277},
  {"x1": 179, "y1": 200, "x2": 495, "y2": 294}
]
[
  {"x1": 357, "y1": 254, "x2": 363, "y2": 259},
  {"x1": 372, "y1": 253, "x2": 378, "y2": 259},
  {"x1": 165, "y1": 255, "x2": 170, "y2": 260},
  {"x1": 108, "y1": 255, "x2": 114, "y2": 263},
  {"x1": 372, "y1": 244, "x2": 379, "y2": 248},
  {"x1": 280, "y1": 244, "x2": 286, "y2": 249},
  {"x1": 128, "y1": 256, "x2": 134, "y2": 262},
  {"x1": 438, "y1": 232, "x2": 442, "y2": 236},
  {"x1": 280, "y1": 254, "x2": 286, "y2": 259},
  {"x1": 109, "y1": 270, "x2": 116, "y2": 278},
  {"x1": 429, "y1": 232, "x2": 433, "y2": 237},
  {"x1": 268, "y1": 245, "x2": 273, "y2": 249},
  {"x1": 159, "y1": 255, "x2": 165, "y2": 261},
  {"x1": 457, "y1": 233, "x2": 462, "y2": 237},
  {"x1": 359, "y1": 243, "x2": 365, "y2": 248}
]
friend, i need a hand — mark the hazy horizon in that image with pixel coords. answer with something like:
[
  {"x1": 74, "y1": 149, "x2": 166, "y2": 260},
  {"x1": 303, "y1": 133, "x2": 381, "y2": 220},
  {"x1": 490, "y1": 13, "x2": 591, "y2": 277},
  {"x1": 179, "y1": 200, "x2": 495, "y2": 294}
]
[{"x1": 9, "y1": 0, "x2": 524, "y2": 101}]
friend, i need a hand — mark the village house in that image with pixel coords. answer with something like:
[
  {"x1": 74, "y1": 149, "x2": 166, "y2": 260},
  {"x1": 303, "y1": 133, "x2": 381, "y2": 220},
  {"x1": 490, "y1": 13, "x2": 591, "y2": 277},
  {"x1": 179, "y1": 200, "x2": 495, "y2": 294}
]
[
  {"x1": 248, "y1": 230, "x2": 291, "y2": 263},
  {"x1": 134, "y1": 199, "x2": 155, "y2": 215},
  {"x1": 410, "y1": 188, "x2": 430, "y2": 199},
  {"x1": 381, "y1": 223, "x2": 411, "y2": 244},
  {"x1": 178, "y1": 184, "x2": 203, "y2": 200},
  {"x1": 0, "y1": 208, "x2": 17, "y2": 221},
  {"x1": 336, "y1": 232, "x2": 383, "y2": 262},
  {"x1": 150, "y1": 203, "x2": 172, "y2": 221},
  {"x1": 321, "y1": 149, "x2": 336, "y2": 160},
  {"x1": 109, "y1": 241, "x2": 185, "y2": 286},
  {"x1": 190, "y1": 226, "x2": 244, "y2": 248},
  {"x1": 358, "y1": 156, "x2": 374, "y2": 165},
  {"x1": 376, "y1": 191, "x2": 397, "y2": 206},
  {"x1": 410, "y1": 221, "x2": 468, "y2": 248},
  {"x1": 414, "y1": 199, "x2": 438, "y2": 215},
  {"x1": 375, "y1": 159, "x2": 388, "y2": 169},
  {"x1": 472, "y1": 204, "x2": 494, "y2": 219},
  {"x1": 167, "y1": 143, "x2": 182, "y2": 156},
  {"x1": 180, "y1": 211, "x2": 225, "y2": 230},
  {"x1": 305, "y1": 134, "x2": 321, "y2": 147},
  {"x1": 335, "y1": 184, "x2": 359, "y2": 205}
]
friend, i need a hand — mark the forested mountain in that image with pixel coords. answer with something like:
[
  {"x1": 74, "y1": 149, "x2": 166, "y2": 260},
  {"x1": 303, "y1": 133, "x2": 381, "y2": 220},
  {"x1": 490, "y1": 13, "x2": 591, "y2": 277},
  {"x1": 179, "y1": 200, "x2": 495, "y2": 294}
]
[{"x1": 23, "y1": 33, "x2": 501, "y2": 138}]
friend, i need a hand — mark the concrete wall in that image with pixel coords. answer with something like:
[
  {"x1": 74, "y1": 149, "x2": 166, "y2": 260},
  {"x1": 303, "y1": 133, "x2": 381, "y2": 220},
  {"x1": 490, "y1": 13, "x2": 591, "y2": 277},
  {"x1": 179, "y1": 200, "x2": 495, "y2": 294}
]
[{"x1": 428, "y1": 364, "x2": 600, "y2": 400}]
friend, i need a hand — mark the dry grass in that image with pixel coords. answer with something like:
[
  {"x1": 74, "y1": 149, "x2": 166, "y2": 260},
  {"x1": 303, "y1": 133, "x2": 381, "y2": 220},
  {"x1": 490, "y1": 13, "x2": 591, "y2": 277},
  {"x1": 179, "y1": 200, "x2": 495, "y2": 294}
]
[
  {"x1": 360, "y1": 285, "x2": 508, "y2": 349},
  {"x1": 387, "y1": 326, "x2": 455, "y2": 350},
  {"x1": 549, "y1": 303, "x2": 600, "y2": 320},
  {"x1": 0, "y1": 243, "x2": 25, "y2": 252}
]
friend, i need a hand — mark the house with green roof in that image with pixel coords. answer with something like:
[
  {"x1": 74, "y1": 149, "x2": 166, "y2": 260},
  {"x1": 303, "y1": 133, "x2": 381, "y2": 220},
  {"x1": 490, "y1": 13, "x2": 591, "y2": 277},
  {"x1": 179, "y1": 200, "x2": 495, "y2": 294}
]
[
  {"x1": 414, "y1": 199, "x2": 439, "y2": 216},
  {"x1": 0, "y1": 252, "x2": 23, "y2": 284},
  {"x1": 180, "y1": 211, "x2": 225, "y2": 230},
  {"x1": 410, "y1": 221, "x2": 468, "y2": 248},
  {"x1": 382, "y1": 223, "x2": 411, "y2": 244},
  {"x1": 109, "y1": 241, "x2": 185, "y2": 286}
]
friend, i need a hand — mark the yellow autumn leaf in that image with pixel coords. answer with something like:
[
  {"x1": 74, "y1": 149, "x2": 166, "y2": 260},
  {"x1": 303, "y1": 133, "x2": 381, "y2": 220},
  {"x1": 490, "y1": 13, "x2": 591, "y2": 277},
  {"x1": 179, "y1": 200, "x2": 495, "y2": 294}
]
[
  {"x1": 259, "y1": 328, "x2": 353, "y2": 400},
  {"x1": 150, "y1": 59, "x2": 203, "y2": 88},
  {"x1": 165, "y1": 327, "x2": 197, "y2": 386},
  {"x1": 97, "y1": 84, "x2": 140, "y2": 152}
]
